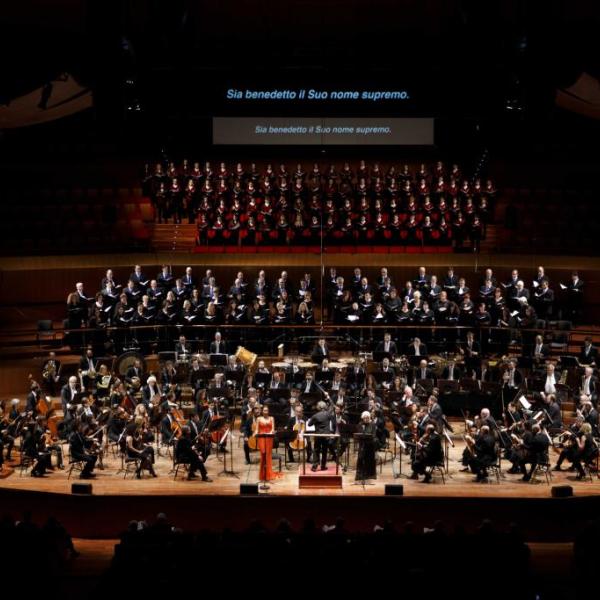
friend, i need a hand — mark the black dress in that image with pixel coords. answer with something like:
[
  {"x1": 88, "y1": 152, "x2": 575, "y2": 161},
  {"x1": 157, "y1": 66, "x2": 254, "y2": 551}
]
[{"x1": 355, "y1": 422, "x2": 377, "y2": 480}]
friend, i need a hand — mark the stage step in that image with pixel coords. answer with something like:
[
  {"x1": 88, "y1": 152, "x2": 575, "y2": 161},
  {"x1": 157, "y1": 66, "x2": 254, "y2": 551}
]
[
  {"x1": 150, "y1": 224, "x2": 197, "y2": 252},
  {"x1": 299, "y1": 470, "x2": 343, "y2": 489},
  {"x1": 479, "y1": 224, "x2": 498, "y2": 252}
]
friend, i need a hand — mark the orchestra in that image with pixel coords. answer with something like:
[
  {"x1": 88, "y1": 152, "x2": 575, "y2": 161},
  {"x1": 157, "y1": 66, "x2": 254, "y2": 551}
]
[{"x1": 0, "y1": 255, "x2": 597, "y2": 491}]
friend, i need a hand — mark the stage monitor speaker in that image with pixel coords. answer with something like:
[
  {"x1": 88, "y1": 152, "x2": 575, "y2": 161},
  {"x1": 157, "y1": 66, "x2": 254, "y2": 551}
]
[
  {"x1": 71, "y1": 483, "x2": 93, "y2": 495},
  {"x1": 240, "y1": 483, "x2": 259, "y2": 495},
  {"x1": 551, "y1": 485, "x2": 573, "y2": 498},
  {"x1": 385, "y1": 484, "x2": 404, "y2": 496}
]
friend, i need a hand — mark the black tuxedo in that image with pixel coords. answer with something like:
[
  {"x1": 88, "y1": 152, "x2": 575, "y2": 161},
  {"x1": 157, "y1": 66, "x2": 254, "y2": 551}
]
[
  {"x1": 407, "y1": 343, "x2": 428, "y2": 356},
  {"x1": 579, "y1": 345, "x2": 598, "y2": 365},
  {"x1": 125, "y1": 366, "x2": 144, "y2": 384},
  {"x1": 130, "y1": 271, "x2": 149, "y2": 288},
  {"x1": 209, "y1": 340, "x2": 227, "y2": 354},
  {"x1": 60, "y1": 383, "x2": 79, "y2": 413},
  {"x1": 413, "y1": 367, "x2": 435, "y2": 382},
  {"x1": 375, "y1": 340, "x2": 398, "y2": 356},
  {"x1": 441, "y1": 365, "x2": 462, "y2": 380},
  {"x1": 307, "y1": 409, "x2": 334, "y2": 469},
  {"x1": 311, "y1": 344, "x2": 330, "y2": 363},
  {"x1": 175, "y1": 436, "x2": 207, "y2": 478}
]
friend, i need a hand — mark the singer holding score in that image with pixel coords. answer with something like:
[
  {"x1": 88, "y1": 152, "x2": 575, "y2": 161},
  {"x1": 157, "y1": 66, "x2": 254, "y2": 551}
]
[{"x1": 256, "y1": 405, "x2": 279, "y2": 482}]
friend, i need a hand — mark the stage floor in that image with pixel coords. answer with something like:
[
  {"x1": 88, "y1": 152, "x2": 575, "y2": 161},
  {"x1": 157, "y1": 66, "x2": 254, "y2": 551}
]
[
  {"x1": 3, "y1": 435, "x2": 600, "y2": 540},
  {"x1": 2, "y1": 435, "x2": 599, "y2": 498}
]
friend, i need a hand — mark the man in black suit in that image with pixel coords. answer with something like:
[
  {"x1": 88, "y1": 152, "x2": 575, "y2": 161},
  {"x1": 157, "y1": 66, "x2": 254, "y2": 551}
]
[
  {"x1": 209, "y1": 332, "x2": 227, "y2": 355},
  {"x1": 307, "y1": 400, "x2": 334, "y2": 471},
  {"x1": 346, "y1": 359, "x2": 365, "y2": 392},
  {"x1": 26, "y1": 379, "x2": 42, "y2": 414},
  {"x1": 460, "y1": 331, "x2": 481, "y2": 375},
  {"x1": 579, "y1": 336, "x2": 597, "y2": 366},
  {"x1": 61, "y1": 376, "x2": 80, "y2": 416},
  {"x1": 541, "y1": 393, "x2": 563, "y2": 433},
  {"x1": 311, "y1": 338, "x2": 330, "y2": 363},
  {"x1": 441, "y1": 360, "x2": 462, "y2": 381},
  {"x1": 564, "y1": 271, "x2": 584, "y2": 323},
  {"x1": 413, "y1": 266, "x2": 430, "y2": 291},
  {"x1": 175, "y1": 335, "x2": 192, "y2": 359},
  {"x1": 157, "y1": 265, "x2": 174, "y2": 291},
  {"x1": 531, "y1": 334, "x2": 550, "y2": 362},
  {"x1": 407, "y1": 337, "x2": 428, "y2": 357},
  {"x1": 176, "y1": 426, "x2": 212, "y2": 481},
  {"x1": 410, "y1": 424, "x2": 443, "y2": 483},
  {"x1": 443, "y1": 267, "x2": 459, "y2": 299},
  {"x1": 520, "y1": 423, "x2": 550, "y2": 481},
  {"x1": 413, "y1": 359, "x2": 435, "y2": 384},
  {"x1": 125, "y1": 359, "x2": 144, "y2": 385},
  {"x1": 181, "y1": 266, "x2": 195, "y2": 291},
  {"x1": 79, "y1": 347, "x2": 97, "y2": 390},
  {"x1": 469, "y1": 425, "x2": 497, "y2": 482},
  {"x1": 129, "y1": 264, "x2": 149, "y2": 290},
  {"x1": 503, "y1": 360, "x2": 523, "y2": 390},
  {"x1": 375, "y1": 333, "x2": 398, "y2": 358},
  {"x1": 298, "y1": 371, "x2": 319, "y2": 395},
  {"x1": 41, "y1": 351, "x2": 61, "y2": 395},
  {"x1": 581, "y1": 367, "x2": 598, "y2": 405},
  {"x1": 68, "y1": 421, "x2": 97, "y2": 479},
  {"x1": 533, "y1": 280, "x2": 554, "y2": 319}
]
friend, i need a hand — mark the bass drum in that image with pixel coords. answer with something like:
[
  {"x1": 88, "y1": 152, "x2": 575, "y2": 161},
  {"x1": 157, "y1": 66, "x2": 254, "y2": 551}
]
[{"x1": 115, "y1": 351, "x2": 147, "y2": 379}]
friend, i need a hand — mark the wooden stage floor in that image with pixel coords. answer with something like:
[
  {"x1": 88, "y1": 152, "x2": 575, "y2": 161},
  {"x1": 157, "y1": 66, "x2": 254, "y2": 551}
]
[
  {"x1": 2, "y1": 436, "x2": 599, "y2": 499},
  {"x1": 2, "y1": 434, "x2": 600, "y2": 540}
]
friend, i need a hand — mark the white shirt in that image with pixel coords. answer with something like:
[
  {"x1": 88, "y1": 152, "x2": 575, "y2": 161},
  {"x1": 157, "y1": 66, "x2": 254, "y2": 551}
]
[{"x1": 544, "y1": 375, "x2": 556, "y2": 394}]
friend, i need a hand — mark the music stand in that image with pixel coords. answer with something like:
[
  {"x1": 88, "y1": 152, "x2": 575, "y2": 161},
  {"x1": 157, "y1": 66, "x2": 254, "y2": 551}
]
[
  {"x1": 459, "y1": 378, "x2": 479, "y2": 393},
  {"x1": 560, "y1": 355, "x2": 579, "y2": 368},
  {"x1": 373, "y1": 351, "x2": 392, "y2": 363},
  {"x1": 393, "y1": 433, "x2": 408, "y2": 479},
  {"x1": 256, "y1": 432, "x2": 275, "y2": 490},
  {"x1": 416, "y1": 379, "x2": 434, "y2": 396},
  {"x1": 339, "y1": 422, "x2": 357, "y2": 473},
  {"x1": 209, "y1": 353, "x2": 228, "y2": 367},
  {"x1": 217, "y1": 425, "x2": 239, "y2": 478},
  {"x1": 352, "y1": 432, "x2": 376, "y2": 486},
  {"x1": 437, "y1": 379, "x2": 459, "y2": 395},
  {"x1": 408, "y1": 355, "x2": 428, "y2": 367},
  {"x1": 276, "y1": 428, "x2": 297, "y2": 469}
]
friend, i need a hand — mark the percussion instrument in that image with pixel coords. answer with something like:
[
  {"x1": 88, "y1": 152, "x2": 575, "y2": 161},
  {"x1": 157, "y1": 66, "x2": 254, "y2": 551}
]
[
  {"x1": 328, "y1": 362, "x2": 347, "y2": 369},
  {"x1": 272, "y1": 362, "x2": 290, "y2": 368},
  {"x1": 298, "y1": 362, "x2": 317, "y2": 369},
  {"x1": 115, "y1": 351, "x2": 146, "y2": 378},
  {"x1": 338, "y1": 357, "x2": 356, "y2": 364},
  {"x1": 235, "y1": 346, "x2": 257, "y2": 368}
]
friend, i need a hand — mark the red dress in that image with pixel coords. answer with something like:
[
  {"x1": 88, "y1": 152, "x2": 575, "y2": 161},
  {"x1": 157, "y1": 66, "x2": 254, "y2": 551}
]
[{"x1": 257, "y1": 418, "x2": 277, "y2": 481}]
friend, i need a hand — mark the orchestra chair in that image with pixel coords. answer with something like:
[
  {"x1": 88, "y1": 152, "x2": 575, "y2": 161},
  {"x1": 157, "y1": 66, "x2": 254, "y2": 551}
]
[
  {"x1": 548, "y1": 321, "x2": 572, "y2": 354},
  {"x1": 123, "y1": 455, "x2": 144, "y2": 479},
  {"x1": 18, "y1": 450, "x2": 35, "y2": 477},
  {"x1": 582, "y1": 445, "x2": 600, "y2": 482},
  {"x1": 425, "y1": 462, "x2": 446, "y2": 484},
  {"x1": 486, "y1": 447, "x2": 503, "y2": 484},
  {"x1": 377, "y1": 445, "x2": 395, "y2": 474},
  {"x1": 36, "y1": 319, "x2": 57, "y2": 347},
  {"x1": 171, "y1": 440, "x2": 190, "y2": 480},
  {"x1": 530, "y1": 457, "x2": 553, "y2": 485},
  {"x1": 66, "y1": 458, "x2": 86, "y2": 479}
]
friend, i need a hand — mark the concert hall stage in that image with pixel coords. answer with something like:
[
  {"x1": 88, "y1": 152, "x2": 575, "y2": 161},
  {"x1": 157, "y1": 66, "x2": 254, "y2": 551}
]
[{"x1": 1, "y1": 438, "x2": 599, "y2": 541}]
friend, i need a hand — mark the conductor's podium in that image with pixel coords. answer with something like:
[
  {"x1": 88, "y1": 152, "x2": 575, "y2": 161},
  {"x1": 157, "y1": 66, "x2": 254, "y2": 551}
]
[{"x1": 299, "y1": 433, "x2": 343, "y2": 489}]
